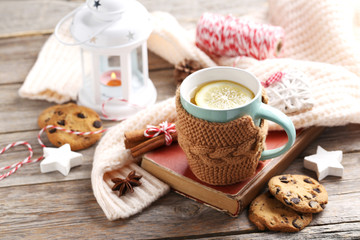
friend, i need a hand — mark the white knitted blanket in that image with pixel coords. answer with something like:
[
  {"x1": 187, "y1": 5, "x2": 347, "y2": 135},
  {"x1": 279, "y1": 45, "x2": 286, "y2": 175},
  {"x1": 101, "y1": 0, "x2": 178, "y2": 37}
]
[
  {"x1": 92, "y1": 98, "x2": 176, "y2": 220},
  {"x1": 18, "y1": 0, "x2": 360, "y2": 220}
]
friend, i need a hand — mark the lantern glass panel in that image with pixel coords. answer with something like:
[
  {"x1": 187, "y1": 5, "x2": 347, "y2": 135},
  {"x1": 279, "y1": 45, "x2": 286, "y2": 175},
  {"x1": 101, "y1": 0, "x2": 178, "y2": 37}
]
[
  {"x1": 99, "y1": 55, "x2": 122, "y2": 99},
  {"x1": 131, "y1": 45, "x2": 144, "y2": 89}
]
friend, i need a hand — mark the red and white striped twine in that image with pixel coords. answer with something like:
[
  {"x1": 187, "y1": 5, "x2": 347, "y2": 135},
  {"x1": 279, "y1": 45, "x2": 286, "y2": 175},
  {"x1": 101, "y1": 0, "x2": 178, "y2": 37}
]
[
  {"x1": 196, "y1": 13, "x2": 285, "y2": 60},
  {"x1": 101, "y1": 97, "x2": 145, "y2": 121},
  {"x1": 37, "y1": 125, "x2": 106, "y2": 148},
  {"x1": 0, "y1": 125, "x2": 106, "y2": 181},
  {"x1": 0, "y1": 141, "x2": 43, "y2": 180},
  {"x1": 2, "y1": 98, "x2": 145, "y2": 180},
  {"x1": 144, "y1": 121, "x2": 176, "y2": 146}
]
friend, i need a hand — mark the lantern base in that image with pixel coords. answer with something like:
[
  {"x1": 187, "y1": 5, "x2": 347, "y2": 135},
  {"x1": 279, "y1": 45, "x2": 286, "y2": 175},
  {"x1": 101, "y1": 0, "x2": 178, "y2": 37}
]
[{"x1": 77, "y1": 77, "x2": 157, "y2": 120}]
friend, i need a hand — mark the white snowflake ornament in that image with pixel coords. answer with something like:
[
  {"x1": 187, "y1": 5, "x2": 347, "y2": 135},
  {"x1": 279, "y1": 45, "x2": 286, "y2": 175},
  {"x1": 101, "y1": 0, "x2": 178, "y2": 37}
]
[{"x1": 265, "y1": 70, "x2": 315, "y2": 114}]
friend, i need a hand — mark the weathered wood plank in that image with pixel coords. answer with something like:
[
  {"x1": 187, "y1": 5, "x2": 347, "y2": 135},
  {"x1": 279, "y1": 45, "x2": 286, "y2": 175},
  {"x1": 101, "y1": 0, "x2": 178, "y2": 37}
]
[
  {"x1": 1, "y1": 1, "x2": 359, "y2": 239},
  {"x1": 0, "y1": 84, "x2": 54, "y2": 133},
  {"x1": 0, "y1": 117, "x2": 358, "y2": 237},
  {"x1": 142, "y1": 0, "x2": 267, "y2": 29},
  {"x1": 0, "y1": 35, "x2": 49, "y2": 84},
  {"x1": 0, "y1": 130, "x2": 95, "y2": 188},
  {"x1": 298, "y1": 125, "x2": 360, "y2": 156},
  {"x1": 306, "y1": 124, "x2": 360, "y2": 154},
  {"x1": 148, "y1": 50, "x2": 173, "y2": 71},
  {"x1": 0, "y1": 35, "x2": 172, "y2": 85},
  {"x1": 0, "y1": 176, "x2": 359, "y2": 239},
  {"x1": 0, "y1": 67, "x2": 176, "y2": 133},
  {"x1": 0, "y1": 1, "x2": 81, "y2": 37},
  {"x1": 149, "y1": 66, "x2": 177, "y2": 100},
  {"x1": 281, "y1": 153, "x2": 360, "y2": 196},
  {"x1": 0, "y1": 0, "x2": 267, "y2": 37},
  {"x1": 0, "y1": 120, "x2": 359, "y2": 188},
  {"x1": 208, "y1": 222, "x2": 360, "y2": 239}
]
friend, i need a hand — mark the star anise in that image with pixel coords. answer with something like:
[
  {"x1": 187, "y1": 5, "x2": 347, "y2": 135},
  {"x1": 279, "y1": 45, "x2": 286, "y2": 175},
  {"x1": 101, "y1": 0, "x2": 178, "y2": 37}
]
[{"x1": 111, "y1": 170, "x2": 142, "y2": 197}]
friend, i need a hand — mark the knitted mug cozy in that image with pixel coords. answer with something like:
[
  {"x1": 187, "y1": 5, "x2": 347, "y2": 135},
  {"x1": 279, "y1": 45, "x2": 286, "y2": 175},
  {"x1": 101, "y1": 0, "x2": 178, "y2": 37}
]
[{"x1": 176, "y1": 89, "x2": 268, "y2": 185}]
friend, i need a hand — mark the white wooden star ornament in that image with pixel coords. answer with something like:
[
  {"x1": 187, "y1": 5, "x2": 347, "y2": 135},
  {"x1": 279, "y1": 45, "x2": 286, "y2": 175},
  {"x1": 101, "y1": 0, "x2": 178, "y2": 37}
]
[
  {"x1": 40, "y1": 144, "x2": 83, "y2": 176},
  {"x1": 304, "y1": 146, "x2": 344, "y2": 181}
]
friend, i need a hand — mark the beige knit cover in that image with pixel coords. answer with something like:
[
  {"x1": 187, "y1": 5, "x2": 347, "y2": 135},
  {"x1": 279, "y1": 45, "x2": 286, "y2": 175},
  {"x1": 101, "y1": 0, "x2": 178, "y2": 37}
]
[
  {"x1": 17, "y1": 0, "x2": 360, "y2": 220},
  {"x1": 176, "y1": 91, "x2": 268, "y2": 185}
]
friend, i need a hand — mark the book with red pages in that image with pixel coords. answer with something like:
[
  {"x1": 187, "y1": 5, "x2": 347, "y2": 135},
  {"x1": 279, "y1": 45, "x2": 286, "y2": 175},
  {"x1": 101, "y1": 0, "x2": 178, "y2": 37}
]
[{"x1": 141, "y1": 127, "x2": 324, "y2": 216}]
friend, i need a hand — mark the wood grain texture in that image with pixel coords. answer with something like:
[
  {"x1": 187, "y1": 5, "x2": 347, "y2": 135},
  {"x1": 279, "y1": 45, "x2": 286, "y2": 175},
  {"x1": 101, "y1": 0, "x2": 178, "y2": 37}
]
[
  {"x1": 0, "y1": 0, "x2": 267, "y2": 37},
  {"x1": 0, "y1": 0, "x2": 81, "y2": 37},
  {"x1": 0, "y1": 36, "x2": 172, "y2": 85},
  {"x1": 0, "y1": 0, "x2": 359, "y2": 239},
  {"x1": 0, "y1": 35, "x2": 49, "y2": 84},
  {"x1": 208, "y1": 222, "x2": 360, "y2": 239},
  {"x1": 0, "y1": 156, "x2": 359, "y2": 239}
]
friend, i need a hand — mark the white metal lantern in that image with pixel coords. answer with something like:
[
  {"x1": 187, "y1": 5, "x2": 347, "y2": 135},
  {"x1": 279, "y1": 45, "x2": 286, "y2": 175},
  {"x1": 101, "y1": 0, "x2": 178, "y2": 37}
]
[{"x1": 55, "y1": 0, "x2": 156, "y2": 119}]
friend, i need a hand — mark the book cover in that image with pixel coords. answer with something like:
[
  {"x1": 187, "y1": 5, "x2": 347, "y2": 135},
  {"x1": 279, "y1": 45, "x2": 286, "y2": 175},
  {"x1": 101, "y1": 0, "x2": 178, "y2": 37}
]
[{"x1": 141, "y1": 127, "x2": 324, "y2": 216}]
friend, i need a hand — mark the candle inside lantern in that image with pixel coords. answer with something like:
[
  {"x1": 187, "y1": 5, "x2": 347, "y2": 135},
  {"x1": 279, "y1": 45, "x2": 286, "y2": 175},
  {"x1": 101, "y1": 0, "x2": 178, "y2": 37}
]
[{"x1": 100, "y1": 70, "x2": 121, "y2": 87}]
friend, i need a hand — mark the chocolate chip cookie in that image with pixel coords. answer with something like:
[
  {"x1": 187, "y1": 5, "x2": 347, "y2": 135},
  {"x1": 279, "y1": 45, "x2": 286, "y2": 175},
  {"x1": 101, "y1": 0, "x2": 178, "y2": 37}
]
[
  {"x1": 249, "y1": 191, "x2": 312, "y2": 232},
  {"x1": 38, "y1": 103, "x2": 103, "y2": 150},
  {"x1": 268, "y1": 174, "x2": 328, "y2": 213}
]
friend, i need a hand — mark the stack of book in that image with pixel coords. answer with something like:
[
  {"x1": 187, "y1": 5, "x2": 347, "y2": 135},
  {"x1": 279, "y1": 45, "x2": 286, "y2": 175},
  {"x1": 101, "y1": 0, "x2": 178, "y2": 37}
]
[{"x1": 141, "y1": 127, "x2": 323, "y2": 216}]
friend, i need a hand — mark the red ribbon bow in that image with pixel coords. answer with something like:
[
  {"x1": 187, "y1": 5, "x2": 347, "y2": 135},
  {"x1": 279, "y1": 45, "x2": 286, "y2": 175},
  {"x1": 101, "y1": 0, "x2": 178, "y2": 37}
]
[{"x1": 144, "y1": 121, "x2": 176, "y2": 146}]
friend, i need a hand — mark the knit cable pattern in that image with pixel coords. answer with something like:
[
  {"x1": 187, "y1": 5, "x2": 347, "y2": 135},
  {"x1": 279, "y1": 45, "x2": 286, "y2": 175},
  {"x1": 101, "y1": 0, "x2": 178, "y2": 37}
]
[{"x1": 175, "y1": 90, "x2": 268, "y2": 185}]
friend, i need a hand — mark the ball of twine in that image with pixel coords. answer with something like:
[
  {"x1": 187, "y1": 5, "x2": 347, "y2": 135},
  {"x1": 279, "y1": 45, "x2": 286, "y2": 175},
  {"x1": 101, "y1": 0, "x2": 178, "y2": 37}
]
[{"x1": 196, "y1": 12, "x2": 285, "y2": 60}]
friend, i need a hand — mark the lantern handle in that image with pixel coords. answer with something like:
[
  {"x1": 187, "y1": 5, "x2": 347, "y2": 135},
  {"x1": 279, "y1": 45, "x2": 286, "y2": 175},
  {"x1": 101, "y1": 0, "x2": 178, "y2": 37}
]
[{"x1": 54, "y1": 4, "x2": 123, "y2": 46}]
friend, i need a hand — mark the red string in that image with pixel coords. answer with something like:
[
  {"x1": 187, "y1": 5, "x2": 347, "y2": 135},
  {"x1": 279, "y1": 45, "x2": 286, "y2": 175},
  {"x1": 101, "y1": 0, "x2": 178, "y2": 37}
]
[
  {"x1": 144, "y1": 121, "x2": 176, "y2": 146},
  {"x1": 0, "y1": 125, "x2": 106, "y2": 181}
]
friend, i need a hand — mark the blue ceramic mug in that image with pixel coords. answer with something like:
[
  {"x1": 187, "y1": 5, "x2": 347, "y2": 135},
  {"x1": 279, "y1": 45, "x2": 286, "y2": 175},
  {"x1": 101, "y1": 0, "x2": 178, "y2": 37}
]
[{"x1": 180, "y1": 66, "x2": 296, "y2": 160}]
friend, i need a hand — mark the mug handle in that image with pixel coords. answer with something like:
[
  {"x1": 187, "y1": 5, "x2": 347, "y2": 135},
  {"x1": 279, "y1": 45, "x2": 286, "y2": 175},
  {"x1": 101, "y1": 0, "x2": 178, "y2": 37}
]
[{"x1": 255, "y1": 103, "x2": 296, "y2": 160}]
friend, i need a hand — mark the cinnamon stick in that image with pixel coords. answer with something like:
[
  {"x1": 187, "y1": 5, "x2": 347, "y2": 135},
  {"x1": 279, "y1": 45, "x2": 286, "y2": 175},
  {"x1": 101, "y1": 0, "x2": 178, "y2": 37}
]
[
  {"x1": 124, "y1": 123, "x2": 177, "y2": 157},
  {"x1": 124, "y1": 126, "x2": 163, "y2": 148},
  {"x1": 124, "y1": 139, "x2": 144, "y2": 149},
  {"x1": 124, "y1": 129, "x2": 149, "y2": 143},
  {"x1": 130, "y1": 132, "x2": 178, "y2": 157}
]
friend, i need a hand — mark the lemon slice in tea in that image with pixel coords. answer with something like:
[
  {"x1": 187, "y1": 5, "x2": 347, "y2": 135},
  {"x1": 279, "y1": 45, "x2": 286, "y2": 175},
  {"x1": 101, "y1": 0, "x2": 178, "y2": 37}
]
[{"x1": 194, "y1": 80, "x2": 254, "y2": 109}]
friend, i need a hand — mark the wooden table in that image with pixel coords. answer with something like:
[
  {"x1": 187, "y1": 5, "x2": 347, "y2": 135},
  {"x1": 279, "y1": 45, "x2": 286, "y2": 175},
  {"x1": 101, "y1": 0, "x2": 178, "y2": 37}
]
[{"x1": 1, "y1": 0, "x2": 360, "y2": 239}]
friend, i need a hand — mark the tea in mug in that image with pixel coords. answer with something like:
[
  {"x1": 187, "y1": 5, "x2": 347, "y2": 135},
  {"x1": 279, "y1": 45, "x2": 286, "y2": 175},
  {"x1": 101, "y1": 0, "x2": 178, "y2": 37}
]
[{"x1": 191, "y1": 80, "x2": 254, "y2": 109}]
